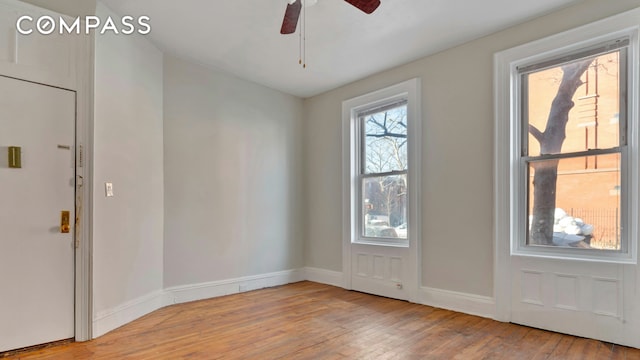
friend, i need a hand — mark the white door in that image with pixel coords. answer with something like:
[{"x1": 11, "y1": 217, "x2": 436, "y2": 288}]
[
  {"x1": 343, "y1": 79, "x2": 421, "y2": 302},
  {"x1": 0, "y1": 76, "x2": 75, "y2": 352}
]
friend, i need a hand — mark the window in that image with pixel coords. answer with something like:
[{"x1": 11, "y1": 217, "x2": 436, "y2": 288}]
[
  {"x1": 495, "y1": 23, "x2": 639, "y2": 262},
  {"x1": 359, "y1": 101, "x2": 408, "y2": 240},
  {"x1": 343, "y1": 79, "x2": 421, "y2": 246},
  {"x1": 522, "y1": 45, "x2": 627, "y2": 252}
]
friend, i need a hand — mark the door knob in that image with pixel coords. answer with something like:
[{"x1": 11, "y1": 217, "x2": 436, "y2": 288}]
[{"x1": 60, "y1": 211, "x2": 70, "y2": 233}]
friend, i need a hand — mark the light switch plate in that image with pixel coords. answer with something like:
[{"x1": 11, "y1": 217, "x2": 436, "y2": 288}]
[{"x1": 105, "y1": 182, "x2": 114, "y2": 197}]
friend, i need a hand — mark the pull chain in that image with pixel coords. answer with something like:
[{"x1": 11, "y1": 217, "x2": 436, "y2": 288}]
[
  {"x1": 298, "y1": 1, "x2": 302, "y2": 66},
  {"x1": 303, "y1": 0, "x2": 306, "y2": 68},
  {"x1": 297, "y1": 0, "x2": 307, "y2": 68}
]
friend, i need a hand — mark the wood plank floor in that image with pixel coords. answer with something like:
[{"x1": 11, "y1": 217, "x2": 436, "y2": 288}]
[{"x1": 4, "y1": 281, "x2": 640, "y2": 359}]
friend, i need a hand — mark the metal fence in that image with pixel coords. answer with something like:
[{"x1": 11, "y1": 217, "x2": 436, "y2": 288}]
[{"x1": 569, "y1": 208, "x2": 620, "y2": 250}]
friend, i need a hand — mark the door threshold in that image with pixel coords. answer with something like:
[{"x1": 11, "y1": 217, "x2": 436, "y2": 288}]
[{"x1": 0, "y1": 339, "x2": 74, "y2": 358}]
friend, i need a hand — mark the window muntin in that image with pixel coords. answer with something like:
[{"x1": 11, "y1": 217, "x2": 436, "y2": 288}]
[
  {"x1": 519, "y1": 46, "x2": 627, "y2": 252},
  {"x1": 357, "y1": 101, "x2": 408, "y2": 241}
]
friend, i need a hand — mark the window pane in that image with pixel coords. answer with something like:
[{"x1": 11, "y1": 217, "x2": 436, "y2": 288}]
[
  {"x1": 363, "y1": 174, "x2": 407, "y2": 239},
  {"x1": 524, "y1": 51, "x2": 621, "y2": 156},
  {"x1": 527, "y1": 154, "x2": 621, "y2": 250},
  {"x1": 361, "y1": 105, "x2": 408, "y2": 174}
]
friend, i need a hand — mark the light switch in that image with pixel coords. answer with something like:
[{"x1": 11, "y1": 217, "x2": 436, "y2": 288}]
[{"x1": 105, "y1": 182, "x2": 114, "y2": 197}]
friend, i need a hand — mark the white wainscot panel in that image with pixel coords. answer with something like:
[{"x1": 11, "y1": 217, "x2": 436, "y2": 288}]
[
  {"x1": 521, "y1": 270, "x2": 544, "y2": 306},
  {"x1": 592, "y1": 277, "x2": 620, "y2": 318},
  {"x1": 356, "y1": 253, "x2": 369, "y2": 277},
  {"x1": 373, "y1": 255, "x2": 385, "y2": 280},
  {"x1": 554, "y1": 274, "x2": 579, "y2": 311},
  {"x1": 390, "y1": 257, "x2": 402, "y2": 283}
]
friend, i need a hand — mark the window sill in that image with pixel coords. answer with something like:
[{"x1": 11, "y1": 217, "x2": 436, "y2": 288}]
[
  {"x1": 512, "y1": 245, "x2": 637, "y2": 264},
  {"x1": 353, "y1": 238, "x2": 410, "y2": 248}
]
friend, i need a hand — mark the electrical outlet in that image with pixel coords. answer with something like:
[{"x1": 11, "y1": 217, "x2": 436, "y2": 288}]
[{"x1": 105, "y1": 182, "x2": 114, "y2": 197}]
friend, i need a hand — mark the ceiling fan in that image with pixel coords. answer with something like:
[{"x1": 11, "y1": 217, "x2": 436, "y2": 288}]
[{"x1": 280, "y1": 0, "x2": 381, "y2": 34}]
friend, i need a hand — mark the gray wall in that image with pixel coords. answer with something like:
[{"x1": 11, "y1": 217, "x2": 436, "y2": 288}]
[
  {"x1": 92, "y1": 2, "x2": 164, "y2": 333},
  {"x1": 19, "y1": 0, "x2": 96, "y2": 16},
  {"x1": 303, "y1": 0, "x2": 640, "y2": 297},
  {"x1": 163, "y1": 55, "x2": 305, "y2": 287}
]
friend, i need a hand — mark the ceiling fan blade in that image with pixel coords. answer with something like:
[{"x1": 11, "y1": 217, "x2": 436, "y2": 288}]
[
  {"x1": 280, "y1": 0, "x2": 302, "y2": 34},
  {"x1": 343, "y1": 0, "x2": 381, "y2": 14}
]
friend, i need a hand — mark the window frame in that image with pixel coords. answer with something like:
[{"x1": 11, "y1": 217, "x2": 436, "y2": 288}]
[
  {"x1": 495, "y1": 20, "x2": 640, "y2": 264},
  {"x1": 343, "y1": 78, "x2": 421, "y2": 247}
]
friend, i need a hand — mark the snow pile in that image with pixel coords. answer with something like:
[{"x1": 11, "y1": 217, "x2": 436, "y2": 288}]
[
  {"x1": 553, "y1": 208, "x2": 593, "y2": 236},
  {"x1": 530, "y1": 208, "x2": 594, "y2": 246}
]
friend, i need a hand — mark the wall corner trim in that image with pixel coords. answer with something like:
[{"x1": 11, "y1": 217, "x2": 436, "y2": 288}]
[
  {"x1": 92, "y1": 269, "x2": 304, "y2": 338},
  {"x1": 92, "y1": 290, "x2": 169, "y2": 338},
  {"x1": 303, "y1": 267, "x2": 345, "y2": 288}
]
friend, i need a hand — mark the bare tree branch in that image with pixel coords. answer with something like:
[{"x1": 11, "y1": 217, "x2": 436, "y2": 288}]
[
  {"x1": 366, "y1": 133, "x2": 407, "y2": 139},
  {"x1": 366, "y1": 116, "x2": 407, "y2": 139},
  {"x1": 529, "y1": 124, "x2": 544, "y2": 143}
]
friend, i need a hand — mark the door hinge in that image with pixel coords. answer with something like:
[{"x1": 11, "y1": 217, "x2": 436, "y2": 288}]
[{"x1": 78, "y1": 144, "x2": 83, "y2": 168}]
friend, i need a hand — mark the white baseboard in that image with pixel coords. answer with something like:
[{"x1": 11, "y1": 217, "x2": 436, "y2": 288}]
[
  {"x1": 92, "y1": 289, "x2": 168, "y2": 338},
  {"x1": 92, "y1": 269, "x2": 303, "y2": 338},
  {"x1": 91, "y1": 268, "x2": 496, "y2": 340},
  {"x1": 303, "y1": 267, "x2": 344, "y2": 288},
  {"x1": 418, "y1": 286, "x2": 495, "y2": 319},
  {"x1": 303, "y1": 268, "x2": 495, "y2": 319},
  {"x1": 165, "y1": 269, "x2": 304, "y2": 305}
]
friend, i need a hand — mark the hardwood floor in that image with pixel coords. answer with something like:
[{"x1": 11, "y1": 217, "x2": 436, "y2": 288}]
[{"x1": 5, "y1": 281, "x2": 640, "y2": 359}]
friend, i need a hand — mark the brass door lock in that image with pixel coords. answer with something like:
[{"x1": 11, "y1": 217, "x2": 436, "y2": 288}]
[{"x1": 61, "y1": 211, "x2": 70, "y2": 233}]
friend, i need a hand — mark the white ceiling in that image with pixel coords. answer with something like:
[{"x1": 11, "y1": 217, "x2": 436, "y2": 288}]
[{"x1": 100, "y1": 0, "x2": 581, "y2": 98}]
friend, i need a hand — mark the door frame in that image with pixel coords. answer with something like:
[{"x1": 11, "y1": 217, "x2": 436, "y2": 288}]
[
  {"x1": 341, "y1": 78, "x2": 422, "y2": 303},
  {"x1": 74, "y1": 30, "x2": 93, "y2": 342},
  {"x1": 0, "y1": 0, "x2": 94, "y2": 341}
]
